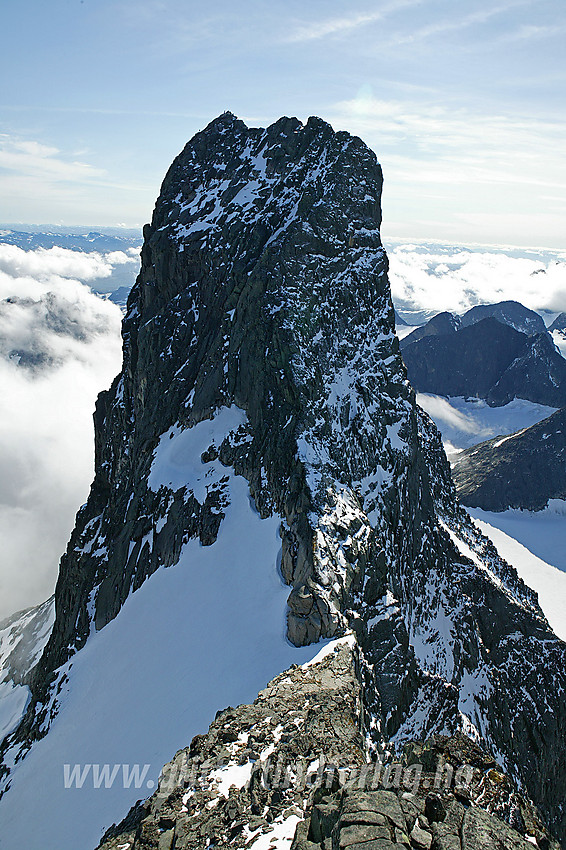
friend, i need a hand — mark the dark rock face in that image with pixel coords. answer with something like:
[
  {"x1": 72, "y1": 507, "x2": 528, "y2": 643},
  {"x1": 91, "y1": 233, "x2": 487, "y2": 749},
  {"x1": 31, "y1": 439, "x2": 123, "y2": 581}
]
[
  {"x1": 459, "y1": 301, "x2": 548, "y2": 337},
  {"x1": 452, "y1": 407, "x2": 566, "y2": 511},
  {"x1": 1, "y1": 114, "x2": 566, "y2": 845},
  {"x1": 96, "y1": 644, "x2": 558, "y2": 850},
  {"x1": 403, "y1": 318, "x2": 526, "y2": 398},
  {"x1": 549, "y1": 312, "x2": 566, "y2": 333},
  {"x1": 400, "y1": 312, "x2": 461, "y2": 350},
  {"x1": 403, "y1": 317, "x2": 566, "y2": 407},
  {"x1": 400, "y1": 301, "x2": 548, "y2": 353}
]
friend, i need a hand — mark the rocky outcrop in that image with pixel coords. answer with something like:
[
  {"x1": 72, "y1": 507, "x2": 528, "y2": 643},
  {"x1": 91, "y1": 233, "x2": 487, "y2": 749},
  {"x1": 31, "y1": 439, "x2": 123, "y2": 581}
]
[
  {"x1": 452, "y1": 407, "x2": 566, "y2": 511},
  {"x1": 549, "y1": 313, "x2": 566, "y2": 333},
  {"x1": 97, "y1": 642, "x2": 558, "y2": 850},
  {"x1": 1, "y1": 114, "x2": 565, "y2": 845},
  {"x1": 403, "y1": 317, "x2": 566, "y2": 407},
  {"x1": 399, "y1": 312, "x2": 461, "y2": 350},
  {"x1": 0, "y1": 598, "x2": 54, "y2": 745}
]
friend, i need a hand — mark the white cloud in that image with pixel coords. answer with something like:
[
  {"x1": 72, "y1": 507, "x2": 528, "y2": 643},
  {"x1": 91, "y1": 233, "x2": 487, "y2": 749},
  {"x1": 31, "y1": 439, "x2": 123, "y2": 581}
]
[
  {"x1": 328, "y1": 95, "x2": 566, "y2": 246},
  {"x1": 0, "y1": 246, "x2": 124, "y2": 619},
  {"x1": 0, "y1": 134, "x2": 152, "y2": 226},
  {"x1": 332, "y1": 97, "x2": 566, "y2": 181},
  {"x1": 417, "y1": 394, "x2": 481, "y2": 435},
  {"x1": 0, "y1": 244, "x2": 136, "y2": 283},
  {"x1": 388, "y1": 242, "x2": 566, "y2": 314},
  {"x1": 0, "y1": 135, "x2": 106, "y2": 183},
  {"x1": 494, "y1": 21, "x2": 566, "y2": 44},
  {"x1": 391, "y1": 0, "x2": 533, "y2": 45}
]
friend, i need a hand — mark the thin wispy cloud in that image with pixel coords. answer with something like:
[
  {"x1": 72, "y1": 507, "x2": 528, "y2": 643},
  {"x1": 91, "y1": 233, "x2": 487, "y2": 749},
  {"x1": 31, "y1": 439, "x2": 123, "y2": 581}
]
[
  {"x1": 334, "y1": 94, "x2": 566, "y2": 153},
  {"x1": 494, "y1": 22, "x2": 566, "y2": 44},
  {"x1": 286, "y1": 0, "x2": 421, "y2": 43},
  {"x1": 391, "y1": 0, "x2": 534, "y2": 45},
  {"x1": 0, "y1": 135, "x2": 105, "y2": 183},
  {"x1": 330, "y1": 96, "x2": 566, "y2": 241},
  {"x1": 0, "y1": 133, "x2": 154, "y2": 225},
  {"x1": 416, "y1": 394, "x2": 482, "y2": 436},
  {"x1": 0, "y1": 105, "x2": 209, "y2": 119}
]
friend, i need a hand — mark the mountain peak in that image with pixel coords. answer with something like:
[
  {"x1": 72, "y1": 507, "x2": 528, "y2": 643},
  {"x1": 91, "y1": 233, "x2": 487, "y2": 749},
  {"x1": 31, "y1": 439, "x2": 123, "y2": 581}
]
[{"x1": 1, "y1": 115, "x2": 565, "y2": 847}]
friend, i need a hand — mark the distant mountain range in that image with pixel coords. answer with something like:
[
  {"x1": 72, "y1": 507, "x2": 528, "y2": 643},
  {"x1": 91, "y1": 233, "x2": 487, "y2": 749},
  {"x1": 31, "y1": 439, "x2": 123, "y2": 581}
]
[
  {"x1": 0, "y1": 226, "x2": 140, "y2": 253},
  {"x1": 400, "y1": 300, "x2": 547, "y2": 348}
]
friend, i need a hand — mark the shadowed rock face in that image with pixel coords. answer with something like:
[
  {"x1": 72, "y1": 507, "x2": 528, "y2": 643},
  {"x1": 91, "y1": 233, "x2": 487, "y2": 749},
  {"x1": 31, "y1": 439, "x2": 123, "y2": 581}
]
[
  {"x1": 400, "y1": 300, "x2": 549, "y2": 352},
  {"x1": 403, "y1": 317, "x2": 566, "y2": 407},
  {"x1": 452, "y1": 407, "x2": 566, "y2": 511},
  {"x1": 549, "y1": 312, "x2": 566, "y2": 333},
  {"x1": 399, "y1": 311, "x2": 461, "y2": 349},
  {"x1": 1, "y1": 114, "x2": 566, "y2": 844}
]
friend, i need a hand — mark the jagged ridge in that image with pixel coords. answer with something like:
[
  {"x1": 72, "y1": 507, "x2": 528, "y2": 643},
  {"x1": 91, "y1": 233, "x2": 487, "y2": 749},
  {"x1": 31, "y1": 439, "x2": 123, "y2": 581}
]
[{"x1": 452, "y1": 407, "x2": 566, "y2": 511}]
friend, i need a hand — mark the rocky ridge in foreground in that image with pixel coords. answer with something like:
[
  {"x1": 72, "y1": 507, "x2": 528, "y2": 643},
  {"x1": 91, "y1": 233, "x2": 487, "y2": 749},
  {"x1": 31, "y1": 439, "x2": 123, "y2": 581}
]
[{"x1": 98, "y1": 641, "x2": 558, "y2": 850}]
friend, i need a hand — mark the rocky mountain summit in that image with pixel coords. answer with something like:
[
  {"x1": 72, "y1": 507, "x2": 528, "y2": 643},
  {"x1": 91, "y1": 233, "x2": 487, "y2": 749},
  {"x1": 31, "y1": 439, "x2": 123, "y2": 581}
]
[
  {"x1": 399, "y1": 311, "x2": 461, "y2": 348},
  {"x1": 452, "y1": 407, "x2": 566, "y2": 511},
  {"x1": 402, "y1": 316, "x2": 566, "y2": 407},
  {"x1": 459, "y1": 301, "x2": 548, "y2": 336},
  {"x1": 549, "y1": 313, "x2": 566, "y2": 333},
  {"x1": 1, "y1": 113, "x2": 565, "y2": 847},
  {"x1": 400, "y1": 300, "x2": 548, "y2": 351}
]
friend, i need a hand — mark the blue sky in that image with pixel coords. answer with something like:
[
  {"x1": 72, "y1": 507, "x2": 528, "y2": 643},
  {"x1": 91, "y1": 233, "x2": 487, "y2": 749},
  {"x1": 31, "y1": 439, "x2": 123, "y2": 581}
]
[{"x1": 1, "y1": 0, "x2": 564, "y2": 247}]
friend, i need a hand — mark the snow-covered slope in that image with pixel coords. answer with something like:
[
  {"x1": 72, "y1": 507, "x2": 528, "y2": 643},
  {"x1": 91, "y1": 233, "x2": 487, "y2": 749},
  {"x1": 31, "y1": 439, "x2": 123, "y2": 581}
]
[
  {"x1": 552, "y1": 329, "x2": 566, "y2": 359},
  {"x1": 416, "y1": 394, "x2": 556, "y2": 455},
  {"x1": 0, "y1": 408, "x2": 325, "y2": 849},
  {"x1": 0, "y1": 598, "x2": 54, "y2": 742},
  {"x1": 469, "y1": 510, "x2": 566, "y2": 642}
]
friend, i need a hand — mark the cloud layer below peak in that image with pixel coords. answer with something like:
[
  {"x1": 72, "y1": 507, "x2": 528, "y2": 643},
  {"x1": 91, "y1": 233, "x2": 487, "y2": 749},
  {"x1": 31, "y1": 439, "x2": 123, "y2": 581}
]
[
  {"x1": 387, "y1": 241, "x2": 566, "y2": 316},
  {"x1": 0, "y1": 245, "x2": 124, "y2": 619}
]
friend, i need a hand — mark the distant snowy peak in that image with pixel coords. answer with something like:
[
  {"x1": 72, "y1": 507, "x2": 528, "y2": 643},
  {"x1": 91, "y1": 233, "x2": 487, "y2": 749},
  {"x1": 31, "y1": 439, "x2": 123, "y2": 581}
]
[
  {"x1": 0, "y1": 598, "x2": 54, "y2": 687},
  {"x1": 452, "y1": 407, "x2": 566, "y2": 512},
  {"x1": 0, "y1": 227, "x2": 140, "y2": 253}
]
